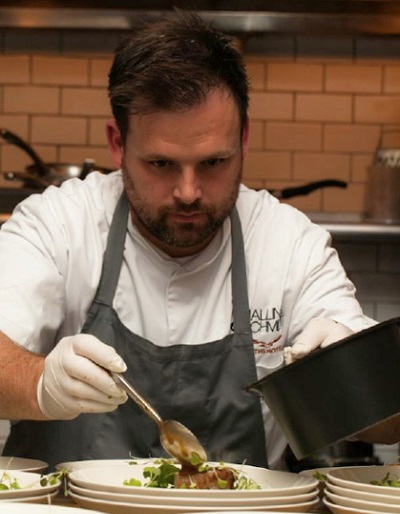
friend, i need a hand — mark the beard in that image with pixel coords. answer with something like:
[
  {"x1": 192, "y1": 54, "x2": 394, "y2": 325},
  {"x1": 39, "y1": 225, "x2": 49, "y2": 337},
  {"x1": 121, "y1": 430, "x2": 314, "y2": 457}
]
[{"x1": 122, "y1": 165, "x2": 242, "y2": 250}]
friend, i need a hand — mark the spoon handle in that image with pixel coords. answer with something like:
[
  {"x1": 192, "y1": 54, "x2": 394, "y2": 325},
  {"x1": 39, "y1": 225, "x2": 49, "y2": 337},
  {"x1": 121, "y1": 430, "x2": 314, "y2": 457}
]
[{"x1": 111, "y1": 372, "x2": 163, "y2": 426}]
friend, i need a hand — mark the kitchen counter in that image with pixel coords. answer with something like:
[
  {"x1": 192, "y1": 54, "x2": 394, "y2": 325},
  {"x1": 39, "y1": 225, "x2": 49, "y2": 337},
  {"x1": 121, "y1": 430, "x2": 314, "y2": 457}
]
[{"x1": 307, "y1": 212, "x2": 400, "y2": 241}]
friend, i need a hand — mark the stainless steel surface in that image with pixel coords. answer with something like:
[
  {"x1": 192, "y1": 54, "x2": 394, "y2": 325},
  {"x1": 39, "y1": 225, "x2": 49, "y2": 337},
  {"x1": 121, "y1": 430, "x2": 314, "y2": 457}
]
[
  {"x1": 307, "y1": 212, "x2": 400, "y2": 240},
  {"x1": 111, "y1": 372, "x2": 208, "y2": 464},
  {"x1": 1, "y1": 2, "x2": 400, "y2": 35}
]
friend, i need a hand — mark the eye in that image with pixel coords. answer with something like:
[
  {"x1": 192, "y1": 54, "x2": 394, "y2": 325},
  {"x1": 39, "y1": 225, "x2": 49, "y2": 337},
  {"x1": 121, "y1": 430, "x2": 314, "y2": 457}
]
[
  {"x1": 150, "y1": 160, "x2": 173, "y2": 168},
  {"x1": 203, "y1": 158, "x2": 224, "y2": 168}
]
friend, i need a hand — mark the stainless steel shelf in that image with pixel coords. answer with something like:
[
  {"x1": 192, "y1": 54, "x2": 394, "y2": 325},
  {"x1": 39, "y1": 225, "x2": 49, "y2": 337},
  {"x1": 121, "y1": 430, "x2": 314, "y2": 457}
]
[
  {"x1": 1, "y1": 6, "x2": 400, "y2": 35},
  {"x1": 308, "y1": 213, "x2": 400, "y2": 240}
]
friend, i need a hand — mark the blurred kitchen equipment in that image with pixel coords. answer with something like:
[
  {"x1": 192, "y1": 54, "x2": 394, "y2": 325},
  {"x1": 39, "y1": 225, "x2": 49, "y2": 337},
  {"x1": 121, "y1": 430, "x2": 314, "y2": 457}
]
[
  {"x1": 364, "y1": 129, "x2": 400, "y2": 224},
  {"x1": 246, "y1": 317, "x2": 400, "y2": 461},
  {"x1": 0, "y1": 128, "x2": 50, "y2": 177},
  {"x1": 269, "y1": 179, "x2": 347, "y2": 199},
  {"x1": 0, "y1": 128, "x2": 113, "y2": 187},
  {"x1": 3, "y1": 171, "x2": 50, "y2": 189},
  {"x1": 111, "y1": 372, "x2": 208, "y2": 465},
  {"x1": 285, "y1": 441, "x2": 380, "y2": 473}
]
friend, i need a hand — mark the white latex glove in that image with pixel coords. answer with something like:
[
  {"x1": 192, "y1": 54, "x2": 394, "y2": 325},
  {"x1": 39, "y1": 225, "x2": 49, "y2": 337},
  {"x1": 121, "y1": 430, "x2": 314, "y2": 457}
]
[
  {"x1": 283, "y1": 317, "x2": 353, "y2": 365},
  {"x1": 37, "y1": 334, "x2": 128, "y2": 420}
]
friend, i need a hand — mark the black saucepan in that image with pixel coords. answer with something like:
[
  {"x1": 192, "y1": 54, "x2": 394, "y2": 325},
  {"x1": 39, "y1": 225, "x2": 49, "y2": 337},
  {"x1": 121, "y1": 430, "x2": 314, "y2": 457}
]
[{"x1": 246, "y1": 317, "x2": 400, "y2": 460}]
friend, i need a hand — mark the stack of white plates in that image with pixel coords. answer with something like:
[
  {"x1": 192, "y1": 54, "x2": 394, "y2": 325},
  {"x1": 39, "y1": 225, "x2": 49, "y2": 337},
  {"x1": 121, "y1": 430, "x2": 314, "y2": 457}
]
[
  {"x1": 63, "y1": 459, "x2": 320, "y2": 514},
  {"x1": 0, "y1": 469, "x2": 61, "y2": 504},
  {"x1": 323, "y1": 465, "x2": 400, "y2": 514}
]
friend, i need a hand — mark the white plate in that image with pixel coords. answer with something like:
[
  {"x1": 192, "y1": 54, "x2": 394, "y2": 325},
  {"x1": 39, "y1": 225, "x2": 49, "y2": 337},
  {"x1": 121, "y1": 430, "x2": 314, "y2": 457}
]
[
  {"x1": 0, "y1": 501, "x2": 106, "y2": 513},
  {"x1": 0, "y1": 469, "x2": 61, "y2": 499},
  {"x1": 328, "y1": 482, "x2": 400, "y2": 505},
  {"x1": 327, "y1": 465, "x2": 400, "y2": 496},
  {"x1": 0, "y1": 491, "x2": 58, "y2": 504},
  {"x1": 323, "y1": 496, "x2": 385, "y2": 514},
  {"x1": 300, "y1": 466, "x2": 334, "y2": 498},
  {"x1": 68, "y1": 461, "x2": 317, "y2": 497},
  {"x1": 68, "y1": 482, "x2": 319, "y2": 506},
  {"x1": 325, "y1": 489, "x2": 400, "y2": 514},
  {"x1": 0, "y1": 457, "x2": 48, "y2": 473},
  {"x1": 56, "y1": 459, "x2": 142, "y2": 472},
  {"x1": 69, "y1": 490, "x2": 319, "y2": 514}
]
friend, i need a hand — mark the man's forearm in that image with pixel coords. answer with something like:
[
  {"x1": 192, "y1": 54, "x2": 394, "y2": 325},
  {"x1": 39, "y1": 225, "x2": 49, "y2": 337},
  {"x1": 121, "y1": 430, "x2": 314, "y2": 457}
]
[{"x1": 0, "y1": 331, "x2": 47, "y2": 420}]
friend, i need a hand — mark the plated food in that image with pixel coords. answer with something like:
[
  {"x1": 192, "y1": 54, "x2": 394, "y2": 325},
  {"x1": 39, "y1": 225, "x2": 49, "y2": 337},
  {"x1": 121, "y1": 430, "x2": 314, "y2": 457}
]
[
  {"x1": 327, "y1": 465, "x2": 400, "y2": 496},
  {"x1": 323, "y1": 465, "x2": 400, "y2": 514},
  {"x1": 0, "y1": 469, "x2": 62, "y2": 501},
  {"x1": 68, "y1": 460, "x2": 317, "y2": 497},
  {"x1": 122, "y1": 459, "x2": 260, "y2": 490},
  {"x1": 65, "y1": 459, "x2": 319, "y2": 513}
]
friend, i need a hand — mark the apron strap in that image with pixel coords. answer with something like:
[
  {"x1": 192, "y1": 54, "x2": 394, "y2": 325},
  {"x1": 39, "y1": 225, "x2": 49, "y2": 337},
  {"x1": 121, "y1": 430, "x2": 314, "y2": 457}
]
[
  {"x1": 94, "y1": 190, "x2": 130, "y2": 306},
  {"x1": 230, "y1": 207, "x2": 252, "y2": 335}
]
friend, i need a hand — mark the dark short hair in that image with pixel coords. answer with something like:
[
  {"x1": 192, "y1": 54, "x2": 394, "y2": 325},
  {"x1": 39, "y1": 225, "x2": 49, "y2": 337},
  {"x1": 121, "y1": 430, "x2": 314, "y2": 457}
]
[{"x1": 108, "y1": 10, "x2": 249, "y2": 143}]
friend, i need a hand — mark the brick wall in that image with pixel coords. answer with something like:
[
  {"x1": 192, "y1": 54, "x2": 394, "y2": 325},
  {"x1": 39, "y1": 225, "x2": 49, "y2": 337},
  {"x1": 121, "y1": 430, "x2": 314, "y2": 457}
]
[{"x1": 0, "y1": 30, "x2": 400, "y2": 217}]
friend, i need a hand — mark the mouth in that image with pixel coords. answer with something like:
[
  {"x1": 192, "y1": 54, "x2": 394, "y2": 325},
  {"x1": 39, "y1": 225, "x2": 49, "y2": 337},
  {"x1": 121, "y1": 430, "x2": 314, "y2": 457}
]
[{"x1": 171, "y1": 212, "x2": 205, "y2": 223}]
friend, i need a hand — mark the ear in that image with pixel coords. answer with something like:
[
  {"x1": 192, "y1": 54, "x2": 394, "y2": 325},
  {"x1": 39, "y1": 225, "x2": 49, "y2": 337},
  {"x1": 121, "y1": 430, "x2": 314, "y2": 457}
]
[
  {"x1": 241, "y1": 114, "x2": 250, "y2": 159},
  {"x1": 106, "y1": 119, "x2": 124, "y2": 169}
]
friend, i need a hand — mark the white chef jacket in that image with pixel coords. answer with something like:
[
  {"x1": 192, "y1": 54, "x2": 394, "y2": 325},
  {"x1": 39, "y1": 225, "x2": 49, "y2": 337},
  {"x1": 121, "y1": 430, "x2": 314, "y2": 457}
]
[{"x1": 0, "y1": 170, "x2": 374, "y2": 468}]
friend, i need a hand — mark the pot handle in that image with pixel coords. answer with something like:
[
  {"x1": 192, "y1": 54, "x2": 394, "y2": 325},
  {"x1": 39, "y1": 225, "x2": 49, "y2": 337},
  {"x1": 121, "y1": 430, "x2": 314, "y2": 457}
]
[
  {"x1": 270, "y1": 179, "x2": 347, "y2": 199},
  {"x1": 0, "y1": 128, "x2": 50, "y2": 177}
]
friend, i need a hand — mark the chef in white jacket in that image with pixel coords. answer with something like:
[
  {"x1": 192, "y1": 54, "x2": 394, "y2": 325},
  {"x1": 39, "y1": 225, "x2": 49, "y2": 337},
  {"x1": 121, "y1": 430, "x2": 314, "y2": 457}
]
[{"x1": 0, "y1": 10, "x2": 398, "y2": 470}]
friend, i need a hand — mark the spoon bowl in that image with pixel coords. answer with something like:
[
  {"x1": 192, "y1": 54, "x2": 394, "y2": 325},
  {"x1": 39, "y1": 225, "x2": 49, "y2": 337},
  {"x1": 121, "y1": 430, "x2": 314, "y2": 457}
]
[
  {"x1": 160, "y1": 419, "x2": 207, "y2": 463},
  {"x1": 111, "y1": 372, "x2": 208, "y2": 465}
]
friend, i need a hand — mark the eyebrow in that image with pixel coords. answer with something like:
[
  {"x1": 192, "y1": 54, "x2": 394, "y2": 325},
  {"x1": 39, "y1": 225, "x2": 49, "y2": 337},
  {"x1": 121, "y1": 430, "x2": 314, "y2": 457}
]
[{"x1": 143, "y1": 150, "x2": 235, "y2": 161}]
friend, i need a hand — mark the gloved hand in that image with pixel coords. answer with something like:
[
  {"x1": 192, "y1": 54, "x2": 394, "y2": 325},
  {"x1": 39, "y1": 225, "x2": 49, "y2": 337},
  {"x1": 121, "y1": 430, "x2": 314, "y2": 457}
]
[
  {"x1": 37, "y1": 334, "x2": 128, "y2": 420},
  {"x1": 283, "y1": 317, "x2": 353, "y2": 364}
]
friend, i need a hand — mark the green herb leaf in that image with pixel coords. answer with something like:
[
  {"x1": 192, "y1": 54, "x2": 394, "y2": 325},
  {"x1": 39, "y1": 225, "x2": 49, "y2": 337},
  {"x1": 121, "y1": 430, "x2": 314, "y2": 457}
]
[{"x1": 123, "y1": 478, "x2": 143, "y2": 487}]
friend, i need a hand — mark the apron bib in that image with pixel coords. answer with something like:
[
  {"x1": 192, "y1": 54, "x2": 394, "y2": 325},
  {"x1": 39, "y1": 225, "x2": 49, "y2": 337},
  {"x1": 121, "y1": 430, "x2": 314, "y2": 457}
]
[{"x1": 3, "y1": 193, "x2": 268, "y2": 470}]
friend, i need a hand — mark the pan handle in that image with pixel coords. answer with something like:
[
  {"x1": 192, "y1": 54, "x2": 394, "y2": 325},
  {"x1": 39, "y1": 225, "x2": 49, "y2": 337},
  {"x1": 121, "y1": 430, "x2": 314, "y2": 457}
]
[
  {"x1": 0, "y1": 128, "x2": 50, "y2": 177},
  {"x1": 270, "y1": 180, "x2": 347, "y2": 199}
]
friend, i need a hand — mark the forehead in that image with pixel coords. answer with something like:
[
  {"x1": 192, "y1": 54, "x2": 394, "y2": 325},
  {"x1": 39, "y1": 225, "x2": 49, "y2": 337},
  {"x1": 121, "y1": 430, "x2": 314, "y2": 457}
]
[{"x1": 127, "y1": 88, "x2": 241, "y2": 153}]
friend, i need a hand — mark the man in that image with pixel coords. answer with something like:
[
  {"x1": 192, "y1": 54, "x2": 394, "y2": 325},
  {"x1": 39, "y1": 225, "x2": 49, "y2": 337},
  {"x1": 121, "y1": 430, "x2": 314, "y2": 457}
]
[{"x1": 0, "y1": 11, "x2": 398, "y2": 471}]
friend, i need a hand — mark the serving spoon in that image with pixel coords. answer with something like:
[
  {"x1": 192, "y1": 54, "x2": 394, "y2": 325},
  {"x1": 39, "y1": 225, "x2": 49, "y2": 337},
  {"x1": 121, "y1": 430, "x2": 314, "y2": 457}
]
[{"x1": 111, "y1": 372, "x2": 208, "y2": 465}]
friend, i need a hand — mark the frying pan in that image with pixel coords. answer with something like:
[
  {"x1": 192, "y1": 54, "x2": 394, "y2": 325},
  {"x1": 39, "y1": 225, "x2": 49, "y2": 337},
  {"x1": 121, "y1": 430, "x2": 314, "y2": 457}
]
[
  {"x1": 246, "y1": 317, "x2": 400, "y2": 460},
  {"x1": 0, "y1": 128, "x2": 112, "y2": 186}
]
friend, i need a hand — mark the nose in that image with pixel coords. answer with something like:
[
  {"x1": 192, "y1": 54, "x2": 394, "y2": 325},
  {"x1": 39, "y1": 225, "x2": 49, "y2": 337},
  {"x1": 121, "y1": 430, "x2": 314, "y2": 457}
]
[{"x1": 173, "y1": 168, "x2": 201, "y2": 204}]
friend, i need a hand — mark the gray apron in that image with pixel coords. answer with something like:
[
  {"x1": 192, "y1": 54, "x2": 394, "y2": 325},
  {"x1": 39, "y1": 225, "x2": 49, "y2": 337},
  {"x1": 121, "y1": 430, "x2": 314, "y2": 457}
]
[{"x1": 3, "y1": 192, "x2": 268, "y2": 471}]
